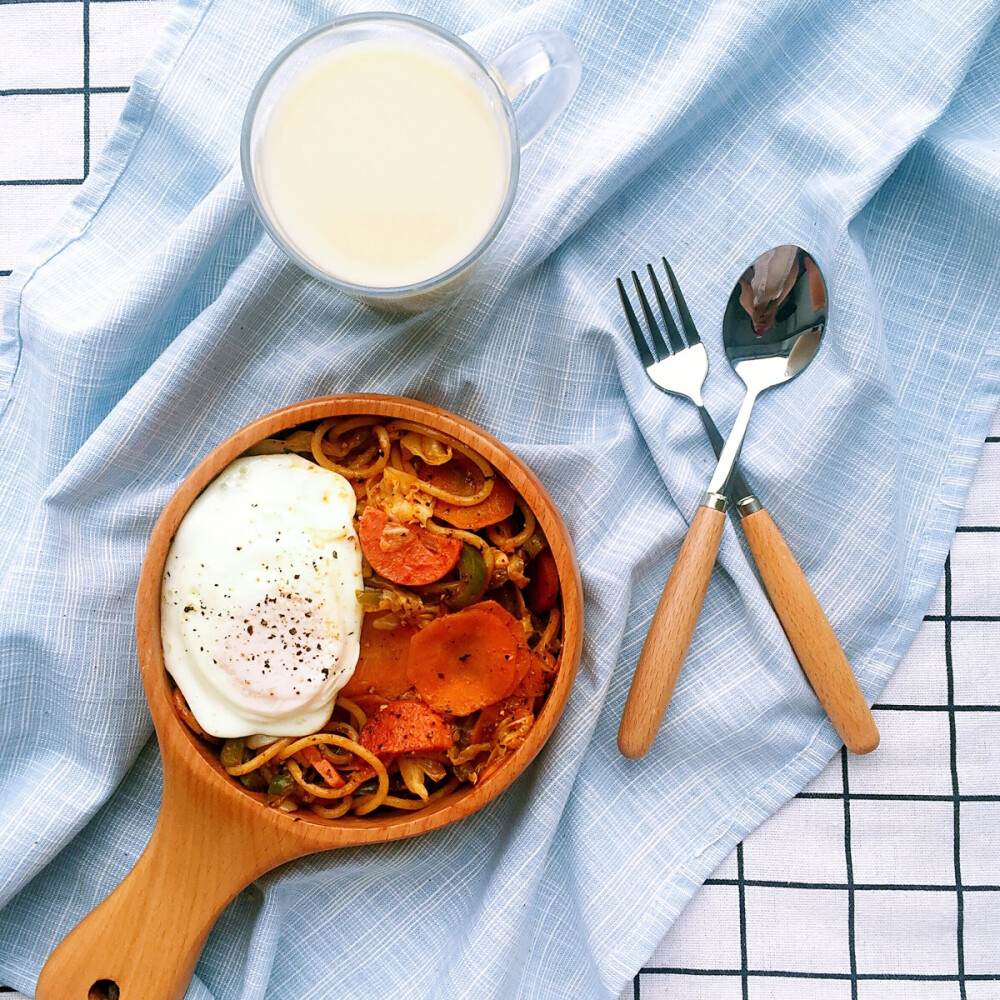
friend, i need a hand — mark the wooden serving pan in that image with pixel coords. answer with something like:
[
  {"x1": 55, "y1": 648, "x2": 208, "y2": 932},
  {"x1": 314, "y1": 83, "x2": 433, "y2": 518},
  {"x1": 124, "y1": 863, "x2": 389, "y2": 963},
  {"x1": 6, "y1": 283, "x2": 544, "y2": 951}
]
[{"x1": 37, "y1": 394, "x2": 583, "y2": 1000}]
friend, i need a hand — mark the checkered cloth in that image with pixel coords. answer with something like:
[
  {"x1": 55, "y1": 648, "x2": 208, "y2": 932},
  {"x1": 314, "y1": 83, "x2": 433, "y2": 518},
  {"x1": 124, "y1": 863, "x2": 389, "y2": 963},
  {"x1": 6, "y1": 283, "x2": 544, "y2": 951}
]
[
  {"x1": 2, "y1": 2, "x2": 1000, "y2": 999},
  {"x1": 624, "y1": 429, "x2": 1000, "y2": 999}
]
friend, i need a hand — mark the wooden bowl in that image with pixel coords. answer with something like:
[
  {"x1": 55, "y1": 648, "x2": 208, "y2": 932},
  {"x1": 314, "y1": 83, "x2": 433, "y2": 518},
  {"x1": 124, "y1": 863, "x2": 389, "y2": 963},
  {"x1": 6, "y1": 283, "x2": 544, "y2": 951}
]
[{"x1": 37, "y1": 395, "x2": 583, "y2": 1000}]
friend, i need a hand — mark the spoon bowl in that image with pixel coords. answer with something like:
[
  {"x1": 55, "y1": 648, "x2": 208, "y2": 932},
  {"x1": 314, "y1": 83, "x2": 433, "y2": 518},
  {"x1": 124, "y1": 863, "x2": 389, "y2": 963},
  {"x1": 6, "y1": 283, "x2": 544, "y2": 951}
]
[
  {"x1": 724, "y1": 245, "x2": 828, "y2": 391},
  {"x1": 711, "y1": 246, "x2": 828, "y2": 493}
]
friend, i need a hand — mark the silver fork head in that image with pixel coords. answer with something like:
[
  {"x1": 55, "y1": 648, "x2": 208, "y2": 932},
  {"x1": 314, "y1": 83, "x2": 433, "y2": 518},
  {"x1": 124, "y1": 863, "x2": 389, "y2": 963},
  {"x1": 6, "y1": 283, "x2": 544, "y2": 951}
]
[{"x1": 617, "y1": 259, "x2": 708, "y2": 406}]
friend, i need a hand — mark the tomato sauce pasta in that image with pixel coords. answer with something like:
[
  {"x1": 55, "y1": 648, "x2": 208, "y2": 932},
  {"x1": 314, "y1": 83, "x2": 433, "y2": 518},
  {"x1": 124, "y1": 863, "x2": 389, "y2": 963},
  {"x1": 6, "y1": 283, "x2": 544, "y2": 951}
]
[{"x1": 171, "y1": 416, "x2": 563, "y2": 818}]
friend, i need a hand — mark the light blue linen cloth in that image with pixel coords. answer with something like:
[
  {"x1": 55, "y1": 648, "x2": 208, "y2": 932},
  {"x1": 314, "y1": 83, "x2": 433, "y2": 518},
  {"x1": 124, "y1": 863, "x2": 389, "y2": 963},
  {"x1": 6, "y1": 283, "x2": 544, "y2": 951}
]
[{"x1": 3, "y1": 1, "x2": 1000, "y2": 997}]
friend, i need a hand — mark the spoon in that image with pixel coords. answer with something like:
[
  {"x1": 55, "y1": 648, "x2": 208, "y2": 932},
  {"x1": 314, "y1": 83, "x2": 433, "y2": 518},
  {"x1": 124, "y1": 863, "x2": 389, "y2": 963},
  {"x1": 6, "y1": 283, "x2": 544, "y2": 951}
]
[{"x1": 618, "y1": 246, "x2": 878, "y2": 758}]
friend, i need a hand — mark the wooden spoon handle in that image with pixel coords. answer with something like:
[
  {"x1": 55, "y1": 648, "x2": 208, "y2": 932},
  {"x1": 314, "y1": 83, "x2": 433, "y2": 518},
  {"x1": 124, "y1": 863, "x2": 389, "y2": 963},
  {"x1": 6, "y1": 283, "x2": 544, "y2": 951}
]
[
  {"x1": 740, "y1": 506, "x2": 879, "y2": 754},
  {"x1": 35, "y1": 762, "x2": 301, "y2": 1000},
  {"x1": 618, "y1": 503, "x2": 726, "y2": 759}
]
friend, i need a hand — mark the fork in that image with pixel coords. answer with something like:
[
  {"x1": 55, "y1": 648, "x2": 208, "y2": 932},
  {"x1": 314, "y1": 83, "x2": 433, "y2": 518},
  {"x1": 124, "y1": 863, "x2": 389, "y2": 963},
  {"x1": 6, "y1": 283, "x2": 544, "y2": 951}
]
[
  {"x1": 617, "y1": 260, "x2": 757, "y2": 512},
  {"x1": 616, "y1": 260, "x2": 878, "y2": 759}
]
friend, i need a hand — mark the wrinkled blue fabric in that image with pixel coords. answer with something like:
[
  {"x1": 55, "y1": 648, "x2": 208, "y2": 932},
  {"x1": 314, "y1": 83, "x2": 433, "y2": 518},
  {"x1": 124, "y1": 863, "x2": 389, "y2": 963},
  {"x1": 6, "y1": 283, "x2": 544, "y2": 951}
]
[{"x1": 2, "y1": 1, "x2": 1000, "y2": 997}]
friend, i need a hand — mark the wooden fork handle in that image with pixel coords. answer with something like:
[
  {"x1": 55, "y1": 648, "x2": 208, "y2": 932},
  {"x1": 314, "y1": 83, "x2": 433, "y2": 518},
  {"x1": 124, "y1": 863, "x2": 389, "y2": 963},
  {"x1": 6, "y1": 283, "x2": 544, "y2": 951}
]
[
  {"x1": 618, "y1": 502, "x2": 726, "y2": 759},
  {"x1": 740, "y1": 506, "x2": 879, "y2": 755}
]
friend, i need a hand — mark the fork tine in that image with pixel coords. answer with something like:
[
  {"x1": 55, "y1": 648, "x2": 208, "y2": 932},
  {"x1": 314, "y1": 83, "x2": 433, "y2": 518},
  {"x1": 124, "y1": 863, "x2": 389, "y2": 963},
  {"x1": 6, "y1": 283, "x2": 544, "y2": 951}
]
[
  {"x1": 662, "y1": 258, "x2": 701, "y2": 346},
  {"x1": 646, "y1": 264, "x2": 686, "y2": 354},
  {"x1": 631, "y1": 272, "x2": 670, "y2": 361},
  {"x1": 617, "y1": 277, "x2": 655, "y2": 368}
]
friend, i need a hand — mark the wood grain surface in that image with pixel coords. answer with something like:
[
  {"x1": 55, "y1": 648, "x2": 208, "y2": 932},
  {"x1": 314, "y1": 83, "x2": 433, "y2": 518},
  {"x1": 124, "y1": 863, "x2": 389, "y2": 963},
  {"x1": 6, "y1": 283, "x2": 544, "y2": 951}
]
[
  {"x1": 618, "y1": 504, "x2": 726, "y2": 759},
  {"x1": 741, "y1": 507, "x2": 878, "y2": 755},
  {"x1": 36, "y1": 394, "x2": 583, "y2": 1000}
]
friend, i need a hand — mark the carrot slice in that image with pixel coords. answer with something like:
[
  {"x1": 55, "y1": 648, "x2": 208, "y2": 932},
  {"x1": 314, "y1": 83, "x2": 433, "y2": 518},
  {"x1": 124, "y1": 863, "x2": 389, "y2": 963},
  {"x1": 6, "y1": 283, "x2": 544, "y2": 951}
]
[
  {"x1": 348, "y1": 691, "x2": 392, "y2": 720},
  {"x1": 417, "y1": 454, "x2": 516, "y2": 530},
  {"x1": 524, "y1": 549, "x2": 560, "y2": 614},
  {"x1": 474, "y1": 600, "x2": 526, "y2": 642},
  {"x1": 416, "y1": 453, "x2": 481, "y2": 495},
  {"x1": 297, "y1": 745, "x2": 345, "y2": 788},
  {"x1": 358, "y1": 700, "x2": 454, "y2": 756},
  {"x1": 436, "y1": 481, "x2": 517, "y2": 530},
  {"x1": 407, "y1": 608, "x2": 519, "y2": 715},
  {"x1": 513, "y1": 655, "x2": 550, "y2": 699},
  {"x1": 474, "y1": 601, "x2": 532, "y2": 697},
  {"x1": 510, "y1": 647, "x2": 532, "y2": 696},
  {"x1": 341, "y1": 612, "x2": 416, "y2": 700},
  {"x1": 358, "y1": 506, "x2": 462, "y2": 586}
]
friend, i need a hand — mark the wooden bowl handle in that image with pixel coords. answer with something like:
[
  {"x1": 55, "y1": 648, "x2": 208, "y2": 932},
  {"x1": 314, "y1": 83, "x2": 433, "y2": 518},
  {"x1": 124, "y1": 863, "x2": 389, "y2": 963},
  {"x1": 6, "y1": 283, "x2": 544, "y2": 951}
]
[
  {"x1": 618, "y1": 503, "x2": 726, "y2": 759},
  {"x1": 35, "y1": 762, "x2": 302, "y2": 1000},
  {"x1": 740, "y1": 507, "x2": 879, "y2": 754}
]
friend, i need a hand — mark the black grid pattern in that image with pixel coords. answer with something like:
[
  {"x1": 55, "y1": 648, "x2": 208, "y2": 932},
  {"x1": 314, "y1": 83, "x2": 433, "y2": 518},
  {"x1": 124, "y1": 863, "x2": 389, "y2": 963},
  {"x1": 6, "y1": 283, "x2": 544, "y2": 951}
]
[
  {"x1": 630, "y1": 470, "x2": 1000, "y2": 997},
  {"x1": 0, "y1": 0, "x2": 165, "y2": 277},
  {"x1": 2, "y1": 3, "x2": 1000, "y2": 999}
]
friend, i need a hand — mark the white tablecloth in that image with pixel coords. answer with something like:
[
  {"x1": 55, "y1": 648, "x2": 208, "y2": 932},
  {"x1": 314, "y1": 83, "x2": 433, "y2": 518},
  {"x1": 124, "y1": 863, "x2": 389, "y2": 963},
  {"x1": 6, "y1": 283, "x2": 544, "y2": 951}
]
[{"x1": 1, "y1": 3, "x2": 997, "y2": 997}]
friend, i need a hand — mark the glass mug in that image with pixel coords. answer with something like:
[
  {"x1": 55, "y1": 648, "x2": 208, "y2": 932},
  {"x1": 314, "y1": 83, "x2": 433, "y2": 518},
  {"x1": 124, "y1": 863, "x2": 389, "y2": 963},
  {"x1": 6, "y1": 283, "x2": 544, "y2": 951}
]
[{"x1": 242, "y1": 13, "x2": 581, "y2": 312}]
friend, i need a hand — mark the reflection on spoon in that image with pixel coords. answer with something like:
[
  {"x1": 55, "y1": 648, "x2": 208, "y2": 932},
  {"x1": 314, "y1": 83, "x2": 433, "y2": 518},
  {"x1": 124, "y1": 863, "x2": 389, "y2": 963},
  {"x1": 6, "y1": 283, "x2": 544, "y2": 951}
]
[{"x1": 738, "y1": 244, "x2": 803, "y2": 336}]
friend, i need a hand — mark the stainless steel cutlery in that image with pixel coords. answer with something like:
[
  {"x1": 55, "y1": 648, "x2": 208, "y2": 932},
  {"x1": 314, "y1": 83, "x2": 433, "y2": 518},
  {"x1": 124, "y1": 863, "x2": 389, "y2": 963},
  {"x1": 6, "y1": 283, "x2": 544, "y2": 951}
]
[{"x1": 616, "y1": 249, "x2": 879, "y2": 759}]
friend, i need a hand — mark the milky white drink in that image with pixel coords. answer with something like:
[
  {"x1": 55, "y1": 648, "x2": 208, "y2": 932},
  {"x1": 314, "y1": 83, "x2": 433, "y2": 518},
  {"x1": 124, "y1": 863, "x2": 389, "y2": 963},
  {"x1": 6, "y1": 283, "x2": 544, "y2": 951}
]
[{"x1": 259, "y1": 40, "x2": 511, "y2": 289}]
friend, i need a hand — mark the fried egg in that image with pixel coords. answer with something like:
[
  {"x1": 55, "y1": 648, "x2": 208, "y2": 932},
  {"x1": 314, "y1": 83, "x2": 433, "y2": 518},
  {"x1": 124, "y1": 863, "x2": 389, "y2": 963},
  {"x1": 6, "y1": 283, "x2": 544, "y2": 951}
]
[{"x1": 161, "y1": 453, "x2": 363, "y2": 738}]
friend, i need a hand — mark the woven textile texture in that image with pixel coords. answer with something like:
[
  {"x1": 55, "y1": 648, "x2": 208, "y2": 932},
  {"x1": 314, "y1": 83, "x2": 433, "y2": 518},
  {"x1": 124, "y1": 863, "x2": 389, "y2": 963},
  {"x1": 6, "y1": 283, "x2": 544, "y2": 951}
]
[{"x1": 2, "y1": 1, "x2": 1000, "y2": 999}]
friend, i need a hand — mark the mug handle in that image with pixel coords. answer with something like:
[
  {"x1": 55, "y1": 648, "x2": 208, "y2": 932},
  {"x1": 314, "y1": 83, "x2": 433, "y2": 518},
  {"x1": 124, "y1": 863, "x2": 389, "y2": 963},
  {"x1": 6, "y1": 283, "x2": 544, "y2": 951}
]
[{"x1": 491, "y1": 31, "x2": 582, "y2": 148}]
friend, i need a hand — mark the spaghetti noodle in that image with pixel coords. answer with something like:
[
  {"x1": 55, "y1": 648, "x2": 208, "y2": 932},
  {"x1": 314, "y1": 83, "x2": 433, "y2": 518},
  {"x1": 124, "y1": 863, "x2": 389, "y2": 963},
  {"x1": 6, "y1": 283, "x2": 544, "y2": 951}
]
[{"x1": 173, "y1": 416, "x2": 564, "y2": 817}]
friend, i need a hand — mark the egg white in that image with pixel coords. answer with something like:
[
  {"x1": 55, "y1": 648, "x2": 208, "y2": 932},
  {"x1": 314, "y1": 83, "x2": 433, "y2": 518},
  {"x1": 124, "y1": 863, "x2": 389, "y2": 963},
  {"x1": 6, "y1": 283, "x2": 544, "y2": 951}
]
[{"x1": 160, "y1": 453, "x2": 363, "y2": 738}]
